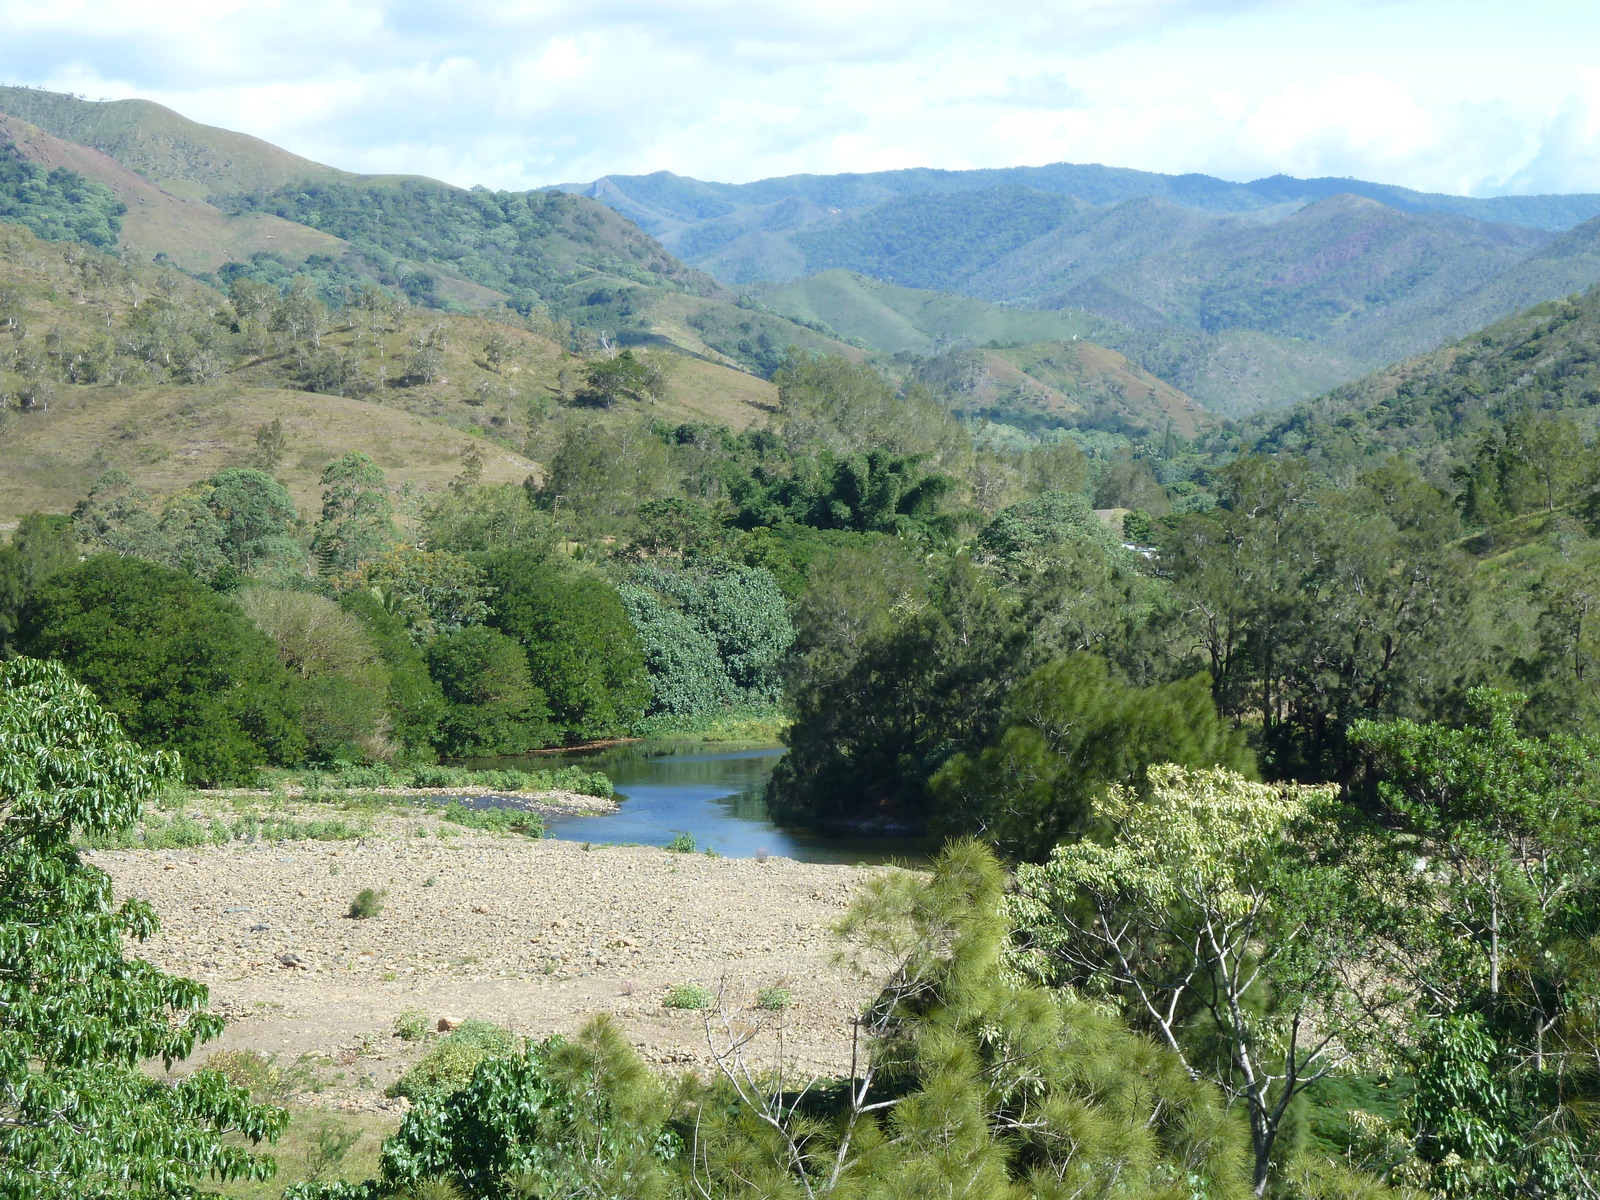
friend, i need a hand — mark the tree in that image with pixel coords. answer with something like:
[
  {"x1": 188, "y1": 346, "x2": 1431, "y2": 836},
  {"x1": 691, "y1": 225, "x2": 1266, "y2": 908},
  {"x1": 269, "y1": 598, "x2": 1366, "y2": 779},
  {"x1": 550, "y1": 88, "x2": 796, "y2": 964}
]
[
  {"x1": 338, "y1": 591, "x2": 445, "y2": 758},
  {"x1": 694, "y1": 839, "x2": 1255, "y2": 1200},
  {"x1": 423, "y1": 483, "x2": 555, "y2": 556},
  {"x1": 335, "y1": 545, "x2": 491, "y2": 643},
  {"x1": 190, "y1": 468, "x2": 306, "y2": 581},
  {"x1": 424, "y1": 626, "x2": 552, "y2": 756},
  {"x1": 618, "y1": 561, "x2": 793, "y2": 718},
  {"x1": 0, "y1": 514, "x2": 77, "y2": 657},
  {"x1": 769, "y1": 556, "x2": 1029, "y2": 832},
  {"x1": 236, "y1": 588, "x2": 392, "y2": 763},
  {"x1": 539, "y1": 419, "x2": 672, "y2": 527},
  {"x1": 0, "y1": 657, "x2": 285, "y2": 1196},
  {"x1": 575, "y1": 348, "x2": 654, "y2": 407},
  {"x1": 930, "y1": 654, "x2": 1253, "y2": 859},
  {"x1": 1349, "y1": 693, "x2": 1600, "y2": 1197},
  {"x1": 479, "y1": 551, "x2": 649, "y2": 740},
  {"x1": 251, "y1": 417, "x2": 287, "y2": 474},
  {"x1": 311, "y1": 452, "x2": 397, "y2": 576},
  {"x1": 20, "y1": 557, "x2": 306, "y2": 784},
  {"x1": 1010, "y1": 766, "x2": 1397, "y2": 1195}
]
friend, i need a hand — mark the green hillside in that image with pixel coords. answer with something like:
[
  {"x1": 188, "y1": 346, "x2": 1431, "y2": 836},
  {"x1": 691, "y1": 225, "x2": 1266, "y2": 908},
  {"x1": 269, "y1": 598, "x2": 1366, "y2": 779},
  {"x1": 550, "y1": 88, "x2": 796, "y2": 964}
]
[
  {"x1": 758, "y1": 270, "x2": 1356, "y2": 417},
  {"x1": 0, "y1": 85, "x2": 353, "y2": 200},
  {"x1": 572, "y1": 165, "x2": 1600, "y2": 415},
  {"x1": 1242, "y1": 283, "x2": 1600, "y2": 477},
  {"x1": 0, "y1": 223, "x2": 779, "y2": 524},
  {"x1": 0, "y1": 90, "x2": 869, "y2": 379}
]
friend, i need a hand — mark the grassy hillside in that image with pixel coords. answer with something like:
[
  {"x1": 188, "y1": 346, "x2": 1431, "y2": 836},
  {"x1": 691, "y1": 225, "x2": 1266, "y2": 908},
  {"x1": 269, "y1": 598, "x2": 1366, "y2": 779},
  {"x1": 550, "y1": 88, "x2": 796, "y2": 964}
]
[
  {"x1": 1242, "y1": 284, "x2": 1600, "y2": 471},
  {"x1": 0, "y1": 90, "x2": 860, "y2": 378},
  {"x1": 756, "y1": 270, "x2": 1355, "y2": 418},
  {"x1": 0, "y1": 385, "x2": 540, "y2": 524},
  {"x1": 1, "y1": 111, "x2": 346, "y2": 272},
  {"x1": 0, "y1": 85, "x2": 352, "y2": 200},
  {"x1": 0, "y1": 222, "x2": 778, "y2": 523}
]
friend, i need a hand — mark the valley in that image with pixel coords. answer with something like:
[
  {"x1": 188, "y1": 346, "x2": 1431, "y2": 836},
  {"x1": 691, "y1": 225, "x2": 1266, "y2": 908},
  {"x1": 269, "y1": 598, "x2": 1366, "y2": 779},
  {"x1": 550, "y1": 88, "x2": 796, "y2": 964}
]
[{"x1": 10, "y1": 77, "x2": 1600, "y2": 1200}]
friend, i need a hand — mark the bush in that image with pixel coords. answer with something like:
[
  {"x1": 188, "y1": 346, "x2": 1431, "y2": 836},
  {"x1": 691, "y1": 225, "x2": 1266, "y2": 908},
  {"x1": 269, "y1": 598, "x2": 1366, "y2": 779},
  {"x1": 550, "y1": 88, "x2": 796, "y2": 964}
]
[
  {"x1": 388, "y1": 1020, "x2": 517, "y2": 1103},
  {"x1": 662, "y1": 983, "x2": 711, "y2": 1010},
  {"x1": 20, "y1": 556, "x2": 306, "y2": 784},
  {"x1": 665, "y1": 832, "x2": 695, "y2": 853},
  {"x1": 755, "y1": 986, "x2": 792, "y2": 1012},
  {"x1": 439, "y1": 801, "x2": 545, "y2": 837},
  {"x1": 394, "y1": 1009, "x2": 430, "y2": 1042},
  {"x1": 348, "y1": 888, "x2": 386, "y2": 919}
]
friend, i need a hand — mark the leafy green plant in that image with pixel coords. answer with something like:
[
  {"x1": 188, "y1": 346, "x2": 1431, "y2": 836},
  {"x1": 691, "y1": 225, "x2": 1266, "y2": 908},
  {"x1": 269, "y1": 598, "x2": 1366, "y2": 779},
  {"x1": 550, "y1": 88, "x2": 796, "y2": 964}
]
[
  {"x1": 754, "y1": 986, "x2": 792, "y2": 1012},
  {"x1": 0, "y1": 657, "x2": 286, "y2": 1195},
  {"x1": 394, "y1": 1009, "x2": 429, "y2": 1042},
  {"x1": 348, "y1": 888, "x2": 386, "y2": 919},
  {"x1": 439, "y1": 801, "x2": 545, "y2": 837},
  {"x1": 387, "y1": 1021, "x2": 517, "y2": 1103},
  {"x1": 662, "y1": 983, "x2": 711, "y2": 1010},
  {"x1": 665, "y1": 832, "x2": 695, "y2": 854}
]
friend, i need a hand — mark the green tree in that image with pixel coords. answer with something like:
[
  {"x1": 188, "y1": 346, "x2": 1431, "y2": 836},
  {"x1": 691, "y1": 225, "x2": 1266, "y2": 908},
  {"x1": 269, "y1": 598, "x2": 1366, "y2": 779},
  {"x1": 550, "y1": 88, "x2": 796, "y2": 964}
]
[
  {"x1": 190, "y1": 468, "x2": 306, "y2": 581},
  {"x1": 0, "y1": 657, "x2": 285, "y2": 1196},
  {"x1": 311, "y1": 452, "x2": 397, "y2": 575},
  {"x1": 480, "y1": 551, "x2": 649, "y2": 740},
  {"x1": 769, "y1": 556, "x2": 1027, "y2": 831},
  {"x1": 336, "y1": 545, "x2": 491, "y2": 643},
  {"x1": 338, "y1": 591, "x2": 446, "y2": 758},
  {"x1": 421, "y1": 482, "x2": 555, "y2": 556},
  {"x1": 930, "y1": 654, "x2": 1252, "y2": 859},
  {"x1": 20, "y1": 557, "x2": 306, "y2": 784},
  {"x1": 539, "y1": 419, "x2": 673, "y2": 528},
  {"x1": 1010, "y1": 766, "x2": 1395, "y2": 1195},
  {"x1": 1349, "y1": 693, "x2": 1600, "y2": 1197},
  {"x1": 425, "y1": 625, "x2": 552, "y2": 756},
  {"x1": 619, "y1": 561, "x2": 793, "y2": 718},
  {"x1": 236, "y1": 588, "x2": 393, "y2": 763},
  {"x1": 575, "y1": 348, "x2": 655, "y2": 407},
  {"x1": 0, "y1": 513, "x2": 77, "y2": 657}
]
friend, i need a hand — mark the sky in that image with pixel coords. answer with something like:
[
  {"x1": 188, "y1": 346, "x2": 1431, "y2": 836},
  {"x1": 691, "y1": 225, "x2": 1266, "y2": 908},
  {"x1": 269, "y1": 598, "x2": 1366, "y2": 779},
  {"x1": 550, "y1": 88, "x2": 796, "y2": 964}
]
[{"x1": 1, "y1": 0, "x2": 1598, "y2": 196}]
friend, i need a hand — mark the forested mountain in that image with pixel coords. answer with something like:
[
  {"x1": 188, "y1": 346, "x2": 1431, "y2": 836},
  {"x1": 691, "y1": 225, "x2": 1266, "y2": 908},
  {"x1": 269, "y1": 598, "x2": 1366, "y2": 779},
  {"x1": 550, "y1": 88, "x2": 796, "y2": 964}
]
[
  {"x1": 567, "y1": 161, "x2": 1600, "y2": 245},
  {"x1": 571, "y1": 164, "x2": 1600, "y2": 413},
  {"x1": 1243, "y1": 283, "x2": 1600, "y2": 480},
  {"x1": 0, "y1": 88, "x2": 862, "y2": 379}
]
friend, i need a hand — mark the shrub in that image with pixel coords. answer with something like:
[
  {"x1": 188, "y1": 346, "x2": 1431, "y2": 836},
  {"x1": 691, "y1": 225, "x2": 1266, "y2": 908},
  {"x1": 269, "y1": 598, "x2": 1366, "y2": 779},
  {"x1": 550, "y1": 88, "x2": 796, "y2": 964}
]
[
  {"x1": 387, "y1": 1020, "x2": 517, "y2": 1103},
  {"x1": 348, "y1": 888, "x2": 386, "y2": 919},
  {"x1": 439, "y1": 801, "x2": 544, "y2": 837},
  {"x1": 394, "y1": 1009, "x2": 429, "y2": 1042},
  {"x1": 662, "y1": 983, "x2": 711, "y2": 1010},
  {"x1": 665, "y1": 832, "x2": 695, "y2": 853},
  {"x1": 755, "y1": 986, "x2": 792, "y2": 1012}
]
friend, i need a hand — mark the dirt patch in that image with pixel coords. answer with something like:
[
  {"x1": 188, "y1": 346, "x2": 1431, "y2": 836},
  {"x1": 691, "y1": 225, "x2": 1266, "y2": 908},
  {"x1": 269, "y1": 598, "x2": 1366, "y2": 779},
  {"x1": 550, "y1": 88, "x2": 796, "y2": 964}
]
[{"x1": 98, "y1": 817, "x2": 886, "y2": 1112}]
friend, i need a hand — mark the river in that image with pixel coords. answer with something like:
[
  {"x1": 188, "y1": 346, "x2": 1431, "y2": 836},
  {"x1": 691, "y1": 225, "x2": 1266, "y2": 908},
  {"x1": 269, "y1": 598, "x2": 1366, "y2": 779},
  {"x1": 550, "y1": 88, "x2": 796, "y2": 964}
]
[{"x1": 485, "y1": 741, "x2": 926, "y2": 865}]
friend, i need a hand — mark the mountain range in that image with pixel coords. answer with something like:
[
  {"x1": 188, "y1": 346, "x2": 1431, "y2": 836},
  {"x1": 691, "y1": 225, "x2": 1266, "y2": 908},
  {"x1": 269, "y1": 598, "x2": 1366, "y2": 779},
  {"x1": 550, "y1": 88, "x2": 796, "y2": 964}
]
[
  {"x1": 8, "y1": 84, "x2": 1600, "y2": 438},
  {"x1": 563, "y1": 166, "x2": 1600, "y2": 415}
]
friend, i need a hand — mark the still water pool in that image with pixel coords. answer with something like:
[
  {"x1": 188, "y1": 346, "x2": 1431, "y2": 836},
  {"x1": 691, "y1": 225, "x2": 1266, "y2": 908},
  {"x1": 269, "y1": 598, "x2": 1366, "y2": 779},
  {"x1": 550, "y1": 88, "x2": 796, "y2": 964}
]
[{"x1": 484, "y1": 742, "x2": 924, "y2": 865}]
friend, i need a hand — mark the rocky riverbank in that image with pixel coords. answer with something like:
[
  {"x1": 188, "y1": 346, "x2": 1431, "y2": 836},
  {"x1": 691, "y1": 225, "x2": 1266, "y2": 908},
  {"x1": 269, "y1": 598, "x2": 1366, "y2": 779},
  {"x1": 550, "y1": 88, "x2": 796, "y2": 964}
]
[{"x1": 99, "y1": 811, "x2": 885, "y2": 1111}]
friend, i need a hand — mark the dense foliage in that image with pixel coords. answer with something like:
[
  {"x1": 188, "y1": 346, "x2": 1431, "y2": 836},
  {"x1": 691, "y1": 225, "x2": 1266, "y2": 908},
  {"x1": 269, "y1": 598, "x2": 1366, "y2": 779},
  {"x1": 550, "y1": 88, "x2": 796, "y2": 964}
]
[
  {"x1": 0, "y1": 657, "x2": 284, "y2": 1195},
  {"x1": 0, "y1": 151, "x2": 124, "y2": 250},
  {"x1": 19, "y1": 557, "x2": 305, "y2": 784}
]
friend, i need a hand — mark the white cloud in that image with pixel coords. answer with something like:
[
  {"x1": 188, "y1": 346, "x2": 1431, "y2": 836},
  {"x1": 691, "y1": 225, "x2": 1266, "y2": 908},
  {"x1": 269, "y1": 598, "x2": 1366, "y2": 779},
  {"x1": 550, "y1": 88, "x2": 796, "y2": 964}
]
[{"x1": 0, "y1": 0, "x2": 1596, "y2": 195}]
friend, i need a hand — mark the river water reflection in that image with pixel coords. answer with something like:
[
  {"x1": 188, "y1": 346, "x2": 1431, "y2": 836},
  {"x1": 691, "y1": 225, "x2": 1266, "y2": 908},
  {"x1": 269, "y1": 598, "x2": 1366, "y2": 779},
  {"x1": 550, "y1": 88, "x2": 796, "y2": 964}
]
[{"x1": 486, "y1": 742, "x2": 925, "y2": 865}]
